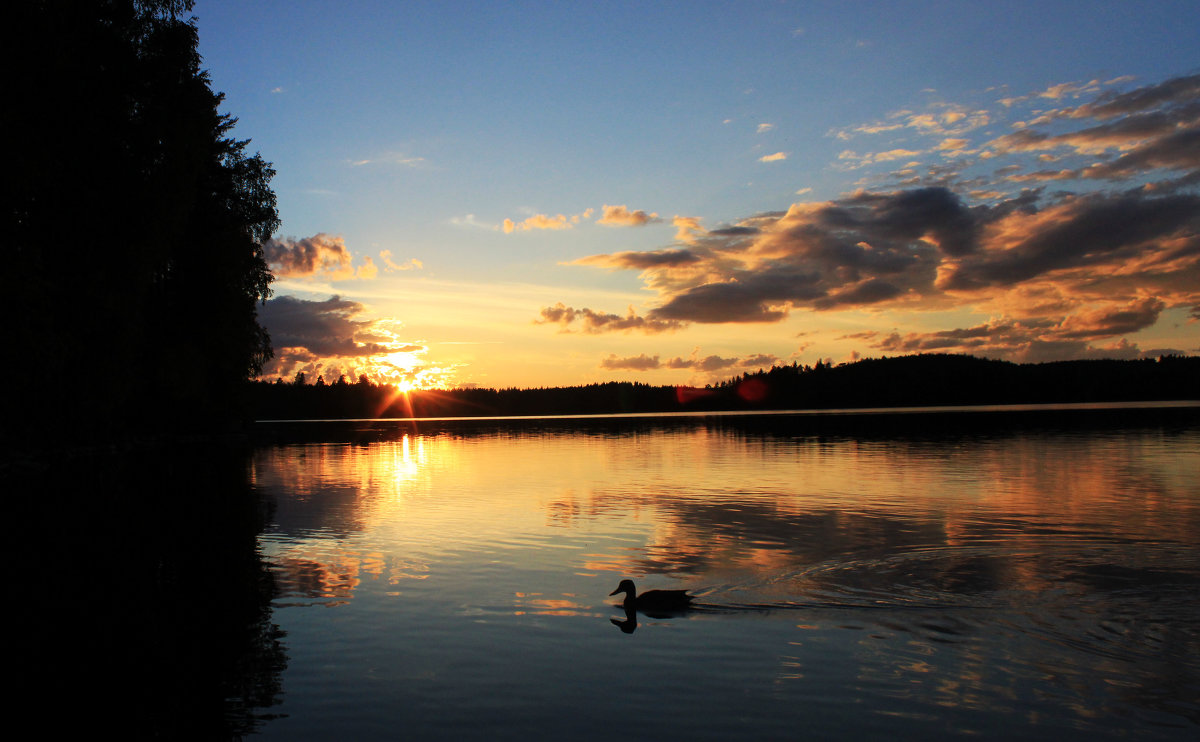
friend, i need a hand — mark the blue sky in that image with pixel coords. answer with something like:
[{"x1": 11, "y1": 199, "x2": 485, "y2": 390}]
[{"x1": 196, "y1": 0, "x2": 1200, "y2": 389}]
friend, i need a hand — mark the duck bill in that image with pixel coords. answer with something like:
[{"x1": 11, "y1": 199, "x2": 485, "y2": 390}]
[{"x1": 609, "y1": 588, "x2": 621, "y2": 596}]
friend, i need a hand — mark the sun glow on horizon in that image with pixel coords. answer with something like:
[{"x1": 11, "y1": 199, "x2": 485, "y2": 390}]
[{"x1": 394, "y1": 377, "x2": 417, "y2": 393}]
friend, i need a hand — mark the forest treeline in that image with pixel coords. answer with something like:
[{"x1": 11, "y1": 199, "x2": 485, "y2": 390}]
[{"x1": 249, "y1": 354, "x2": 1199, "y2": 420}]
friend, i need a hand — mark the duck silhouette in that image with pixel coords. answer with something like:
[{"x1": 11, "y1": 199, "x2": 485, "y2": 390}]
[{"x1": 609, "y1": 579, "x2": 693, "y2": 614}]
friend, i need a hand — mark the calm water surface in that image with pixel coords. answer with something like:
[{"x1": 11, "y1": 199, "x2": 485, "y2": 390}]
[{"x1": 248, "y1": 415, "x2": 1200, "y2": 740}]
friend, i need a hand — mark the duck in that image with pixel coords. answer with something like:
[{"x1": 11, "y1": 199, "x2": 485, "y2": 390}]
[{"x1": 609, "y1": 579, "x2": 693, "y2": 612}]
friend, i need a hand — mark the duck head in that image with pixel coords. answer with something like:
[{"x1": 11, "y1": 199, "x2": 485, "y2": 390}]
[{"x1": 609, "y1": 579, "x2": 636, "y2": 597}]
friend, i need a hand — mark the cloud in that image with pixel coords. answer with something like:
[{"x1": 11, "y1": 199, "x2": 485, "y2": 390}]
[
  {"x1": 355, "y1": 256, "x2": 378, "y2": 280},
  {"x1": 257, "y1": 295, "x2": 436, "y2": 383},
  {"x1": 501, "y1": 208, "x2": 595, "y2": 233},
  {"x1": 574, "y1": 249, "x2": 701, "y2": 270},
  {"x1": 597, "y1": 204, "x2": 660, "y2": 227},
  {"x1": 984, "y1": 73, "x2": 1200, "y2": 182},
  {"x1": 757, "y1": 123, "x2": 775, "y2": 134},
  {"x1": 1070, "y1": 74, "x2": 1200, "y2": 120},
  {"x1": 598, "y1": 351, "x2": 778, "y2": 374},
  {"x1": 673, "y1": 215, "x2": 706, "y2": 244},
  {"x1": 550, "y1": 183, "x2": 1198, "y2": 353},
  {"x1": 259, "y1": 295, "x2": 396, "y2": 359},
  {"x1": 759, "y1": 152, "x2": 788, "y2": 163},
  {"x1": 935, "y1": 190, "x2": 1200, "y2": 290},
  {"x1": 852, "y1": 297, "x2": 1165, "y2": 354},
  {"x1": 667, "y1": 354, "x2": 741, "y2": 372},
  {"x1": 380, "y1": 250, "x2": 423, "y2": 272},
  {"x1": 265, "y1": 233, "x2": 377, "y2": 280},
  {"x1": 838, "y1": 148, "x2": 924, "y2": 167},
  {"x1": 649, "y1": 279, "x2": 796, "y2": 323},
  {"x1": 539, "y1": 74, "x2": 1200, "y2": 360},
  {"x1": 936, "y1": 138, "x2": 970, "y2": 152},
  {"x1": 599, "y1": 353, "x2": 662, "y2": 371},
  {"x1": 854, "y1": 324, "x2": 1164, "y2": 363},
  {"x1": 535, "y1": 303, "x2": 684, "y2": 334},
  {"x1": 503, "y1": 213, "x2": 575, "y2": 233},
  {"x1": 1057, "y1": 297, "x2": 1165, "y2": 338},
  {"x1": 349, "y1": 152, "x2": 426, "y2": 168},
  {"x1": 833, "y1": 104, "x2": 990, "y2": 141},
  {"x1": 742, "y1": 353, "x2": 780, "y2": 367},
  {"x1": 449, "y1": 213, "x2": 493, "y2": 229}
]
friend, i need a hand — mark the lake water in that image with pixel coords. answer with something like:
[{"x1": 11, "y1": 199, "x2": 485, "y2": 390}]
[{"x1": 237, "y1": 407, "x2": 1200, "y2": 740}]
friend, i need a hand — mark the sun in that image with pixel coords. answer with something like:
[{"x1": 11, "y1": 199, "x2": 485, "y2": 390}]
[{"x1": 395, "y1": 378, "x2": 417, "y2": 393}]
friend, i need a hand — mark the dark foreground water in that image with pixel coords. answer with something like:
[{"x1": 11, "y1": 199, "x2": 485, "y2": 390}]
[
  {"x1": 243, "y1": 407, "x2": 1199, "y2": 741},
  {"x1": 17, "y1": 405, "x2": 1199, "y2": 740}
]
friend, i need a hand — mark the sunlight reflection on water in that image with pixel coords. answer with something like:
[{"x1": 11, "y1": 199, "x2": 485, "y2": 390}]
[{"x1": 249, "y1": 417, "x2": 1200, "y2": 740}]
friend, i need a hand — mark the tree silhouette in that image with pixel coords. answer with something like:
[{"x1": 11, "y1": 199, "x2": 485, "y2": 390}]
[{"x1": 7, "y1": 0, "x2": 278, "y2": 442}]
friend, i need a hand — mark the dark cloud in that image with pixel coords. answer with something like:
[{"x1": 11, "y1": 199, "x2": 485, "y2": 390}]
[
  {"x1": 708, "y1": 226, "x2": 760, "y2": 237},
  {"x1": 575, "y1": 249, "x2": 701, "y2": 270},
  {"x1": 742, "y1": 353, "x2": 780, "y2": 367},
  {"x1": 536, "y1": 303, "x2": 685, "y2": 333},
  {"x1": 812, "y1": 278, "x2": 905, "y2": 309},
  {"x1": 988, "y1": 73, "x2": 1200, "y2": 184},
  {"x1": 1057, "y1": 298, "x2": 1165, "y2": 338},
  {"x1": 1009, "y1": 338, "x2": 1147, "y2": 363},
  {"x1": 1082, "y1": 127, "x2": 1200, "y2": 180},
  {"x1": 599, "y1": 353, "x2": 662, "y2": 371},
  {"x1": 938, "y1": 190, "x2": 1200, "y2": 290},
  {"x1": 1004, "y1": 169, "x2": 1081, "y2": 182},
  {"x1": 599, "y1": 352, "x2": 778, "y2": 374},
  {"x1": 1072, "y1": 73, "x2": 1200, "y2": 120},
  {"x1": 852, "y1": 298, "x2": 1168, "y2": 360},
  {"x1": 260, "y1": 295, "x2": 394, "y2": 357},
  {"x1": 666, "y1": 354, "x2": 740, "y2": 372},
  {"x1": 649, "y1": 279, "x2": 796, "y2": 323},
  {"x1": 265, "y1": 233, "x2": 370, "y2": 279},
  {"x1": 829, "y1": 187, "x2": 981, "y2": 256},
  {"x1": 640, "y1": 187, "x2": 984, "y2": 324}
]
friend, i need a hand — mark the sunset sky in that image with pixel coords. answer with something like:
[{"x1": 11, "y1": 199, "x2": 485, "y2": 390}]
[{"x1": 195, "y1": 0, "x2": 1200, "y2": 389}]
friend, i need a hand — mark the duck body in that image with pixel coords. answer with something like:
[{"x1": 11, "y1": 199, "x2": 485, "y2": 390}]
[{"x1": 609, "y1": 579, "x2": 693, "y2": 612}]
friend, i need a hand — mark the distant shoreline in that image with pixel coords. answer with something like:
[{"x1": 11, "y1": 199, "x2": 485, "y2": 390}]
[
  {"x1": 252, "y1": 399, "x2": 1200, "y2": 443},
  {"x1": 257, "y1": 398, "x2": 1200, "y2": 424},
  {"x1": 249, "y1": 354, "x2": 1199, "y2": 423}
]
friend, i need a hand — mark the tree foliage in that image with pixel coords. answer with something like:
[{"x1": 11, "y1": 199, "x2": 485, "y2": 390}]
[{"x1": 7, "y1": 0, "x2": 278, "y2": 441}]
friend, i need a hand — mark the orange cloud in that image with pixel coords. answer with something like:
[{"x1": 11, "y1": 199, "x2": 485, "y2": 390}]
[
  {"x1": 380, "y1": 250, "x2": 423, "y2": 271},
  {"x1": 672, "y1": 215, "x2": 706, "y2": 244},
  {"x1": 502, "y1": 208, "x2": 595, "y2": 233},
  {"x1": 937, "y1": 138, "x2": 969, "y2": 151},
  {"x1": 504, "y1": 213, "x2": 574, "y2": 232},
  {"x1": 356, "y1": 256, "x2": 378, "y2": 280},
  {"x1": 597, "y1": 204, "x2": 660, "y2": 226}
]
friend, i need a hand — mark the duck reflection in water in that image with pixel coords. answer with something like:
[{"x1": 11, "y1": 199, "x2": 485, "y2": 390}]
[{"x1": 609, "y1": 579, "x2": 694, "y2": 633}]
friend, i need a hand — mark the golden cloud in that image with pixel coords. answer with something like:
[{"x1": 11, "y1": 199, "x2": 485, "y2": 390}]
[{"x1": 597, "y1": 204, "x2": 660, "y2": 227}]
